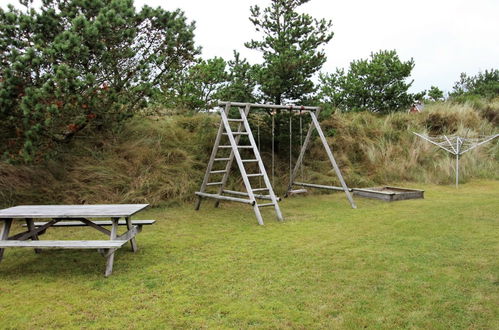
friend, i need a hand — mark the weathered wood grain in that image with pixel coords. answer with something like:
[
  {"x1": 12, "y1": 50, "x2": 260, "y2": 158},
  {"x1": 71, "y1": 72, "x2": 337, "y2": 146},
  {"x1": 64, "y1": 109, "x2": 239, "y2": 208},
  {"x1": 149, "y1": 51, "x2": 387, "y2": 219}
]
[
  {"x1": 125, "y1": 217, "x2": 138, "y2": 252},
  {"x1": 25, "y1": 218, "x2": 41, "y2": 253},
  {"x1": 0, "y1": 219, "x2": 12, "y2": 262},
  {"x1": 28, "y1": 220, "x2": 156, "y2": 227},
  {"x1": 105, "y1": 217, "x2": 119, "y2": 277},
  {"x1": 0, "y1": 240, "x2": 126, "y2": 249},
  {"x1": 0, "y1": 204, "x2": 149, "y2": 219}
]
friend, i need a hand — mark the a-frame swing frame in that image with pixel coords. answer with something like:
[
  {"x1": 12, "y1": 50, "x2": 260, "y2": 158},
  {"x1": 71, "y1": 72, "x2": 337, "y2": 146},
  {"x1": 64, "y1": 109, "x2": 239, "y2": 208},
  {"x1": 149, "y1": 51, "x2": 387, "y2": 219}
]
[{"x1": 195, "y1": 101, "x2": 356, "y2": 225}]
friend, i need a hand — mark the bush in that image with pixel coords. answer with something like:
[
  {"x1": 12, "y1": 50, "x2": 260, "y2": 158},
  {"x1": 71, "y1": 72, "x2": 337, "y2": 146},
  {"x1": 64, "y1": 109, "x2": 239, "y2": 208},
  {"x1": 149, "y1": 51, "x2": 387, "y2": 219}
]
[{"x1": 0, "y1": 0, "x2": 198, "y2": 162}]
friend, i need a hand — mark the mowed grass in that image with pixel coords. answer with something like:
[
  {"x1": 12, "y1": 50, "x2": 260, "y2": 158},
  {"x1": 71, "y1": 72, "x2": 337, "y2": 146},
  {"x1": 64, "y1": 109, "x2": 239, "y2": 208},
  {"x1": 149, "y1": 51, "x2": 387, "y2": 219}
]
[{"x1": 0, "y1": 181, "x2": 498, "y2": 329}]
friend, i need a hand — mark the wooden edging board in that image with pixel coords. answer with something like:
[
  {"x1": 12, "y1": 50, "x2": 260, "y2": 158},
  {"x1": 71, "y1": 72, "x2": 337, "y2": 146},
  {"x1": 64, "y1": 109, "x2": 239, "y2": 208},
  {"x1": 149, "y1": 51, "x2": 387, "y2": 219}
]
[{"x1": 352, "y1": 186, "x2": 424, "y2": 202}]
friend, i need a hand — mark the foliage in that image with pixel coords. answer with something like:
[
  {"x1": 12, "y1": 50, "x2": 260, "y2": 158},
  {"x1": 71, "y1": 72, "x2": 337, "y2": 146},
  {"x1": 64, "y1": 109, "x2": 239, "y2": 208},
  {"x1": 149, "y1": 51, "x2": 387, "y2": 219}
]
[
  {"x1": 158, "y1": 52, "x2": 260, "y2": 111},
  {"x1": 0, "y1": 0, "x2": 198, "y2": 162},
  {"x1": 319, "y1": 50, "x2": 421, "y2": 113},
  {"x1": 1, "y1": 101, "x2": 497, "y2": 207},
  {"x1": 450, "y1": 69, "x2": 499, "y2": 99},
  {"x1": 245, "y1": 0, "x2": 333, "y2": 104},
  {"x1": 159, "y1": 57, "x2": 227, "y2": 111},
  {"x1": 427, "y1": 85, "x2": 444, "y2": 101},
  {"x1": 215, "y1": 51, "x2": 259, "y2": 103}
]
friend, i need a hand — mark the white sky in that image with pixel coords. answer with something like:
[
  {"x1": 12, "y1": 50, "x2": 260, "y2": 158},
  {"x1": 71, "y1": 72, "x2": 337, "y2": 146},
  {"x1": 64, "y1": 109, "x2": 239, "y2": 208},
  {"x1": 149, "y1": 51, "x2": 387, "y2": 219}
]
[
  {"x1": 3, "y1": 0, "x2": 499, "y2": 93},
  {"x1": 136, "y1": 0, "x2": 499, "y2": 94}
]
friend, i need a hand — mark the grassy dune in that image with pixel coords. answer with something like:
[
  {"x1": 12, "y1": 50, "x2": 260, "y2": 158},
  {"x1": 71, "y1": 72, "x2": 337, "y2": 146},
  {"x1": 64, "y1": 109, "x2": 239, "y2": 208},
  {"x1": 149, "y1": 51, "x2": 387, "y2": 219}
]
[
  {"x1": 0, "y1": 181, "x2": 498, "y2": 328},
  {"x1": 2, "y1": 100, "x2": 497, "y2": 207}
]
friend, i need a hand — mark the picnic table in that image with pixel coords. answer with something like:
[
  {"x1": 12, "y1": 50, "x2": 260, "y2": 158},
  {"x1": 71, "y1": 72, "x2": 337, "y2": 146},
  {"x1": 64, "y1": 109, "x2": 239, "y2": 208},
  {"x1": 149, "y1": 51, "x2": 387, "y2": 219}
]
[{"x1": 0, "y1": 204, "x2": 155, "y2": 276}]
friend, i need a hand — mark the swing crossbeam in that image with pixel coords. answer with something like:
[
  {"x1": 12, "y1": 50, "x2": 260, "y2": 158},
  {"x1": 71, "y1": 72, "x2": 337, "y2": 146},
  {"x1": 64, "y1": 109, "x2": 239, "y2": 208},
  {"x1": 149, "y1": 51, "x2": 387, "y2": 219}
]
[{"x1": 218, "y1": 101, "x2": 319, "y2": 111}]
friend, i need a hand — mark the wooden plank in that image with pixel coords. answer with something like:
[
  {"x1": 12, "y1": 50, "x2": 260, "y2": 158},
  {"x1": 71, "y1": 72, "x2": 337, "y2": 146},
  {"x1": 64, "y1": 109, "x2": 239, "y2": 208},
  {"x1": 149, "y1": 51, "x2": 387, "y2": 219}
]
[
  {"x1": 221, "y1": 109, "x2": 266, "y2": 225},
  {"x1": 246, "y1": 173, "x2": 264, "y2": 177},
  {"x1": 353, "y1": 186, "x2": 424, "y2": 202},
  {"x1": 257, "y1": 203, "x2": 275, "y2": 208},
  {"x1": 0, "y1": 219, "x2": 12, "y2": 262},
  {"x1": 0, "y1": 204, "x2": 149, "y2": 219},
  {"x1": 218, "y1": 101, "x2": 319, "y2": 111},
  {"x1": 239, "y1": 108, "x2": 283, "y2": 223},
  {"x1": 0, "y1": 240, "x2": 126, "y2": 249},
  {"x1": 287, "y1": 189, "x2": 308, "y2": 195},
  {"x1": 29, "y1": 220, "x2": 156, "y2": 227},
  {"x1": 195, "y1": 102, "x2": 231, "y2": 211},
  {"x1": 117, "y1": 225, "x2": 141, "y2": 243},
  {"x1": 294, "y1": 182, "x2": 352, "y2": 192},
  {"x1": 309, "y1": 112, "x2": 357, "y2": 209},
  {"x1": 79, "y1": 218, "x2": 112, "y2": 236},
  {"x1": 215, "y1": 104, "x2": 250, "y2": 209},
  {"x1": 15, "y1": 219, "x2": 61, "y2": 241},
  {"x1": 351, "y1": 188, "x2": 395, "y2": 195},
  {"x1": 105, "y1": 218, "x2": 119, "y2": 277},
  {"x1": 384, "y1": 186, "x2": 425, "y2": 193},
  {"x1": 195, "y1": 192, "x2": 255, "y2": 205},
  {"x1": 125, "y1": 217, "x2": 138, "y2": 252},
  {"x1": 25, "y1": 218, "x2": 42, "y2": 254},
  {"x1": 222, "y1": 190, "x2": 281, "y2": 201}
]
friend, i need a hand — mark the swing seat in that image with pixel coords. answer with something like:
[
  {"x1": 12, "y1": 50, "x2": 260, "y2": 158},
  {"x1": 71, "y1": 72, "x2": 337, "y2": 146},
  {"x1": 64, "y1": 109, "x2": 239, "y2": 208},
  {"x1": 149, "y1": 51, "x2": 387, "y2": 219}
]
[{"x1": 288, "y1": 189, "x2": 308, "y2": 195}]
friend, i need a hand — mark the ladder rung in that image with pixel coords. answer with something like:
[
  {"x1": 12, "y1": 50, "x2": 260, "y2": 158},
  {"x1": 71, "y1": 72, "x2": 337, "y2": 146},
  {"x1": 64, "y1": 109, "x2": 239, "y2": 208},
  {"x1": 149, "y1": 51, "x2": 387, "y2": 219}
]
[
  {"x1": 207, "y1": 182, "x2": 223, "y2": 186},
  {"x1": 214, "y1": 158, "x2": 230, "y2": 161},
  {"x1": 257, "y1": 203, "x2": 275, "y2": 208},
  {"x1": 220, "y1": 145, "x2": 253, "y2": 149},
  {"x1": 223, "y1": 132, "x2": 248, "y2": 135},
  {"x1": 210, "y1": 170, "x2": 227, "y2": 174},
  {"x1": 242, "y1": 159, "x2": 258, "y2": 163},
  {"x1": 247, "y1": 173, "x2": 264, "y2": 177},
  {"x1": 228, "y1": 119, "x2": 244, "y2": 122},
  {"x1": 222, "y1": 190, "x2": 281, "y2": 202},
  {"x1": 195, "y1": 192, "x2": 254, "y2": 205},
  {"x1": 252, "y1": 188, "x2": 269, "y2": 192}
]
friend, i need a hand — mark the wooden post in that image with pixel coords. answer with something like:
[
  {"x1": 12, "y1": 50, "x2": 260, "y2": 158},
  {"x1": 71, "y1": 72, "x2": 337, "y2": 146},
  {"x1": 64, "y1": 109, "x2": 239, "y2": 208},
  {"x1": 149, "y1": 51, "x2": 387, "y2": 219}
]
[
  {"x1": 25, "y1": 218, "x2": 41, "y2": 254},
  {"x1": 240, "y1": 108, "x2": 283, "y2": 221},
  {"x1": 220, "y1": 109, "x2": 264, "y2": 225},
  {"x1": 105, "y1": 217, "x2": 119, "y2": 277},
  {"x1": 455, "y1": 137, "x2": 461, "y2": 188},
  {"x1": 215, "y1": 104, "x2": 251, "y2": 208},
  {"x1": 309, "y1": 112, "x2": 357, "y2": 209},
  {"x1": 125, "y1": 216, "x2": 138, "y2": 252},
  {"x1": 286, "y1": 112, "x2": 316, "y2": 196},
  {"x1": 0, "y1": 219, "x2": 13, "y2": 262},
  {"x1": 195, "y1": 103, "x2": 230, "y2": 211}
]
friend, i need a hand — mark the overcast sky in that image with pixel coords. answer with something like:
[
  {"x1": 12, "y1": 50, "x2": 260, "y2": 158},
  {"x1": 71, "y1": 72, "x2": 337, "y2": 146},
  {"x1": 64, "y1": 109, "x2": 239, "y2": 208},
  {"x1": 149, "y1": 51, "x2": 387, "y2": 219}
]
[
  {"x1": 136, "y1": 0, "x2": 499, "y2": 94},
  {"x1": 3, "y1": 0, "x2": 499, "y2": 94}
]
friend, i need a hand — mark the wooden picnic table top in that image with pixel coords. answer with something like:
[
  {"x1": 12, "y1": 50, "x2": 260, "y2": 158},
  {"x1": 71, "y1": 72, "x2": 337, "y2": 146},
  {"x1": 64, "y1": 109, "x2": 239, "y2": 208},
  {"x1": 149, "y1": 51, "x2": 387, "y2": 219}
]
[{"x1": 0, "y1": 204, "x2": 149, "y2": 219}]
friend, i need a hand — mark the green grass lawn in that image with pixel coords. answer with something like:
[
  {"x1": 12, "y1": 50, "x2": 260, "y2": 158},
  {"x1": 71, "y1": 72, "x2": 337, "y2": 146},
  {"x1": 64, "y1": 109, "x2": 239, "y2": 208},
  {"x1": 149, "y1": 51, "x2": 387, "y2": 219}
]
[{"x1": 0, "y1": 181, "x2": 498, "y2": 329}]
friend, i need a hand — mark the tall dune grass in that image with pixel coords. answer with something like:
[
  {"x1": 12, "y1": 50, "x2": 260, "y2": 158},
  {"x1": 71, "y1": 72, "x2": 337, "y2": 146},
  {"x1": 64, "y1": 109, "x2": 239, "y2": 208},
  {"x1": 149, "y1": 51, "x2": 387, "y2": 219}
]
[{"x1": 0, "y1": 101, "x2": 497, "y2": 207}]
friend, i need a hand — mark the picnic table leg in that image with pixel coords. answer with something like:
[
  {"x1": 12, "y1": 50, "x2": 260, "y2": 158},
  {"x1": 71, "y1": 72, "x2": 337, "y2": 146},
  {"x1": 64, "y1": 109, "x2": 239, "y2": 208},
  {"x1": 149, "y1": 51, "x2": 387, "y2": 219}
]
[
  {"x1": 25, "y1": 218, "x2": 42, "y2": 254},
  {"x1": 105, "y1": 217, "x2": 119, "y2": 277},
  {"x1": 125, "y1": 216, "x2": 138, "y2": 252},
  {"x1": 0, "y1": 219, "x2": 13, "y2": 263}
]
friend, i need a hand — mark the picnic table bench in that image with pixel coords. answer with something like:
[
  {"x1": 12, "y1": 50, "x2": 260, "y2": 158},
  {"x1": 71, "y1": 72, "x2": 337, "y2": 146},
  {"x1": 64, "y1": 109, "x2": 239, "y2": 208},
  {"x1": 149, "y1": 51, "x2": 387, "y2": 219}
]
[{"x1": 0, "y1": 204, "x2": 155, "y2": 277}]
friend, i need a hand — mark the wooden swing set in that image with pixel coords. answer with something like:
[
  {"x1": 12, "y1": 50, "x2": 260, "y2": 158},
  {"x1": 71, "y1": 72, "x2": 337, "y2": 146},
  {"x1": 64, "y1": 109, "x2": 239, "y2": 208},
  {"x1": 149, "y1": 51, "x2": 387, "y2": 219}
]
[{"x1": 195, "y1": 101, "x2": 356, "y2": 225}]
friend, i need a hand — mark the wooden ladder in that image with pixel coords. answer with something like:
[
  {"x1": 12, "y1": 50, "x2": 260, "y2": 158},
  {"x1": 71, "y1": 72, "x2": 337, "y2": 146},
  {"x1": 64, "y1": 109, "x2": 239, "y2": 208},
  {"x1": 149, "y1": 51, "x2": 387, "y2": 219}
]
[{"x1": 195, "y1": 103, "x2": 283, "y2": 225}]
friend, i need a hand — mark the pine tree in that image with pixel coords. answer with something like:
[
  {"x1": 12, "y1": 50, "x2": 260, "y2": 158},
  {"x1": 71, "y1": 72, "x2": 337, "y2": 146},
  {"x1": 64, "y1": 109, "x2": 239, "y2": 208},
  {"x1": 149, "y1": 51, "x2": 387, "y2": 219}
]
[
  {"x1": 245, "y1": 0, "x2": 333, "y2": 104},
  {"x1": 320, "y1": 50, "x2": 418, "y2": 113},
  {"x1": 0, "y1": 0, "x2": 199, "y2": 162}
]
